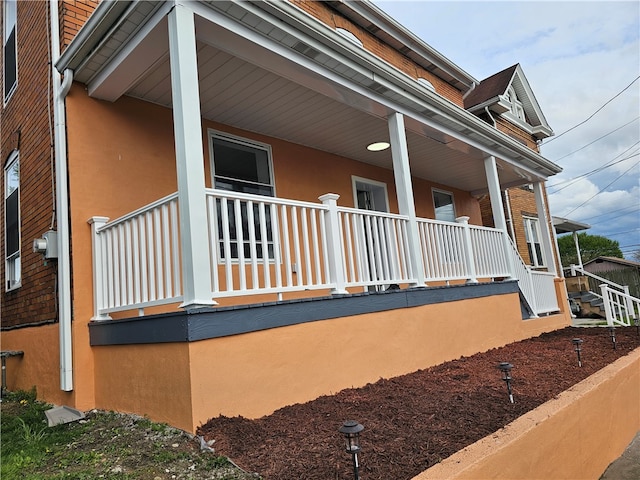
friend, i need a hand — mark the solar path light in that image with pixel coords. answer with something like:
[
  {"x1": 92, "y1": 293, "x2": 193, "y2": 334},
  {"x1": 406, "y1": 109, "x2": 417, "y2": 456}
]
[
  {"x1": 608, "y1": 325, "x2": 616, "y2": 350},
  {"x1": 498, "y1": 362, "x2": 514, "y2": 404},
  {"x1": 339, "y1": 420, "x2": 364, "y2": 480},
  {"x1": 572, "y1": 338, "x2": 583, "y2": 367}
]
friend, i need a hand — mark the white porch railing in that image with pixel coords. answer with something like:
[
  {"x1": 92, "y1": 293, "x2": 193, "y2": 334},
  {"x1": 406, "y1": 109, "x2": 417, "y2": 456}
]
[
  {"x1": 600, "y1": 284, "x2": 640, "y2": 328},
  {"x1": 89, "y1": 193, "x2": 183, "y2": 318},
  {"x1": 571, "y1": 264, "x2": 640, "y2": 325},
  {"x1": 89, "y1": 190, "x2": 560, "y2": 318},
  {"x1": 502, "y1": 236, "x2": 559, "y2": 316}
]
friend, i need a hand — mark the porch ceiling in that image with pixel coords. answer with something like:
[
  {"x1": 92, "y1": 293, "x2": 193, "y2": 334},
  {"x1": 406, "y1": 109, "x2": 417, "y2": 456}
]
[{"x1": 60, "y1": 0, "x2": 558, "y2": 194}]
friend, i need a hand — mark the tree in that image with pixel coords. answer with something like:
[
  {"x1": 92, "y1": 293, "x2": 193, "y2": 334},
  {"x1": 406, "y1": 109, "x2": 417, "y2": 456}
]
[{"x1": 557, "y1": 233, "x2": 623, "y2": 267}]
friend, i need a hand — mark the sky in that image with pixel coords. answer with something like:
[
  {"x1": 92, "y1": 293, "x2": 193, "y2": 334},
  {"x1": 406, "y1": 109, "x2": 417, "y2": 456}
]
[{"x1": 374, "y1": 0, "x2": 640, "y2": 258}]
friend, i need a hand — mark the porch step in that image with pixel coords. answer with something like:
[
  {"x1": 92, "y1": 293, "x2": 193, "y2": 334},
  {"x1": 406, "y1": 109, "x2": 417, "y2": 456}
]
[{"x1": 568, "y1": 291, "x2": 605, "y2": 318}]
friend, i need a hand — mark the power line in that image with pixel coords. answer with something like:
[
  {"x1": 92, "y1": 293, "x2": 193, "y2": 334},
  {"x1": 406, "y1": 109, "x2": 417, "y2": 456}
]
[
  {"x1": 547, "y1": 151, "x2": 639, "y2": 193},
  {"x1": 587, "y1": 206, "x2": 640, "y2": 226},
  {"x1": 606, "y1": 228, "x2": 640, "y2": 236},
  {"x1": 542, "y1": 75, "x2": 640, "y2": 144},
  {"x1": 560, "y1": 160, "x2": 640, "y2": 217},
  {"x1": 553, "y1": 117, "x2": 639, "y2": 162}
]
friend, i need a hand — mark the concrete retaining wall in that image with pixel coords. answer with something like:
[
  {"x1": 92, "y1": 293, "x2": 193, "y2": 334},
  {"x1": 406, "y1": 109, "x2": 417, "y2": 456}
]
[{"x1": 413, "y1": 347, "x2": 640, "y2": 480}]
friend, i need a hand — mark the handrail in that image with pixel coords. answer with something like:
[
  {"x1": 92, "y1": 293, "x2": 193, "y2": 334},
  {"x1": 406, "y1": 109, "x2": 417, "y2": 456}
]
[
  {"x1": 570, "y1": 264, "x2": 627, "y2": 292},
  {"x1": 600, "y1": 284, "x2": 640, "y2": 328}
]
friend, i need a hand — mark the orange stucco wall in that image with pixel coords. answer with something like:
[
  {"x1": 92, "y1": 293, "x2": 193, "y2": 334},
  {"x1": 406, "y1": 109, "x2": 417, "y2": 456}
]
[
  {"x1": 90, "y1": 291, "x2": 567, "y2": 433},
  {"x1": 414, "y1": 347, "x2": 640, "y2": 480},
  {"x1": 92, "y1": 343, "x2": 193, "y2": 432},
  {"x1": 0, "y1": 324, "x2": 68, "y2": 403}
]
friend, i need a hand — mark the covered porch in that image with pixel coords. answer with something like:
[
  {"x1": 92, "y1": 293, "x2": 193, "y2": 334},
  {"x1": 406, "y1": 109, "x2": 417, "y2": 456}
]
[{"x1": 58, "y1": 1, "x2": 563, "y2": 321}]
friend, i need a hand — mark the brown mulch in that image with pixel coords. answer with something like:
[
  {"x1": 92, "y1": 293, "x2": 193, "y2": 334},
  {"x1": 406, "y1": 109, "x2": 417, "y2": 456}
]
[{"x1": 197, "y1": 326, "x2": 640, "y2": 480}]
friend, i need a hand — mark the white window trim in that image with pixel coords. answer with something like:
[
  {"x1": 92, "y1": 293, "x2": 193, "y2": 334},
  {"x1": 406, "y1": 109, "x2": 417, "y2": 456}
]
[
  {"x1": 208, "y1": 129, "x2": 276, "y2": 196},
  {"x1": 335, "y1": 27, "x2": 363, "y2": 47},
  {"x1": 4, "y1": 151, "x2": 20, "y2": 290},
  {"x1": 207, "y1": 129, "x2": 278, "y2": 264},
  {"x1": 523, "y1": 215, "x2": 545, "y2": 268},
  {"x1": 351, "y1": 176, "x2": 389, "y2": 212},
  {"x1": 432, "y1": 188, "x2": 456, "y2": 222},
  {"x1": 417, "y1": 78, "x2": 435, "y2": 92},
  {"x1": 3, "y1": 0, "x2": 18, "y2": 105}
]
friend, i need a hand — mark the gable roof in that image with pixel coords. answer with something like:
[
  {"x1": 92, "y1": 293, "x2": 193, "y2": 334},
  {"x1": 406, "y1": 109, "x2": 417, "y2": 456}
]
[
  {"x1": 583, "y1": 256, "x2": 640, "y2": 269},
  {"x1": 464, "y1": 65, "x2": 518, "y2": 109},
  {"x1": 464, "y1": 64, "x2": 553, "y2": 140}
]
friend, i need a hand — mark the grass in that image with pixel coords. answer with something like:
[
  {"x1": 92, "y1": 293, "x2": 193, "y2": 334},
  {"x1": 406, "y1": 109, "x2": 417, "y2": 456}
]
[{"x1": 0, "y1": 389, "x2": 258, "y2": 480}]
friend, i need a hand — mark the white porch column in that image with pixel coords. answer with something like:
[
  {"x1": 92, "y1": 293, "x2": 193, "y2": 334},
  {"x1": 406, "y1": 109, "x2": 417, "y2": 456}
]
[
  {"x1": 388, "y1": 112, "x2": 425, "y2": 287},
  {"x1": 484, "y1": 156, "x2": 516, "y2": 278},
  {"x1": 168, "y1": 4, "x2": 216, "y2": 308},
  {"x1": 533, "y1": 181, "x2": 557, "y2": 275},
  {"x1": 573, "y1": 231, "x2": 584, "y2": 269}
]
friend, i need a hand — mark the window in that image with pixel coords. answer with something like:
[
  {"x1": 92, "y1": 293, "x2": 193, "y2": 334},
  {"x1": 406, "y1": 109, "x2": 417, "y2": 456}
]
[
  {"x1": 432, "y1": 189, "x2": 456, "y2": 222},
  {"x1": 209, "y1": 131, "x2": 275, "y2": 260},
  {"x1": 335, "y1": 27, "x2": 363, "y2": 47},
  {"x1": 5, "y1": 151, "x2": 20, "y2": 289},
  {"x1": 523, "y1": 216, "x2": 544, "y2": 267},
  {"x1": 352, "y1": 177, "x2": 389, "y2": 213},
  {"x1": 506, "y1": 86, "x2": 525, "y2": 121},
  {"x1": 3, "y1": 0, "x2": 17, "y2": 102},
  {"x1": 417, "y1": 78, "x2": 435, "y2": 92}
]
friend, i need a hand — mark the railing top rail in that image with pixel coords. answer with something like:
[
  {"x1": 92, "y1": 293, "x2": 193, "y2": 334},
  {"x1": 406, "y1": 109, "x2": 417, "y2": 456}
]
[
  {"x1": 600, "y1": 283, "x2": 640, "y2": 302},
  {"x1": 572, "y1": 265, "x2": 627, "y2": 291},
  {"x1": 530, "y1": 270, "x2": 556, "y2": 278},
  {"x1": 96, "y1": 192, "x2": 179, "y2": 231},
  {"x1": 205, "y1": 188, "x2": 329, "y2": 210},
  {"x1": 336, "y1": 205, "x2": 409, "y2": 220}
]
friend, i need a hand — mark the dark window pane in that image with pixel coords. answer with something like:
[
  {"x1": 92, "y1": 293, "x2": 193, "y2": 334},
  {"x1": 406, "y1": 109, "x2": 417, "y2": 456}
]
[
  {"x1": 6, "y1": 190, "x2": 19, "y2": 255},
  {"x1": 213, "y1": 139, "x2": 270, "y2": 185},
  {"x1": 4, "y1": 29, "x2": 16, "y2": 99}
]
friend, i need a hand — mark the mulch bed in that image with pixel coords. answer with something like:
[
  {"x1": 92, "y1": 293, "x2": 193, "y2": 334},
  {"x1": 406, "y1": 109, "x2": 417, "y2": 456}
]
[{"x1": 198, "y1": 326, "x2": 640, "y2": 480}]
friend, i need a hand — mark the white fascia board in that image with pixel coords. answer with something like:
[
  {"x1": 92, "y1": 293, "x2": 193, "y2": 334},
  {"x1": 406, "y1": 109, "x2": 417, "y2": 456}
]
[
  {"x1": 326, "y1": 0, "x2": 478, "y2": 89},
  {"x1": 511, "y1": 64, "x2": 553, "y2": 134},
  {"x1": 56, "y1": 0, "x2": 140, "y2": 73},
  {"x1": 467, "y1": 96, "x2": 510, "y2": 115},
  {"x1": 240, "y1": 2, "x2": 560, "y2": 176},
  {"x1": 86, "y1": 3, "x2": 172, "y2": 101}
]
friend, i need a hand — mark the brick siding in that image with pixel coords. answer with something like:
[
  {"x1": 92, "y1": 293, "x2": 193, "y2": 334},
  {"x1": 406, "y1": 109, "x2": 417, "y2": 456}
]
[
  {"x1": 1, "y1": 1, "x2": 60, "y2": 328},
  {"x1": 291, "y1": 0, "x2": 465, "y2": 106}
]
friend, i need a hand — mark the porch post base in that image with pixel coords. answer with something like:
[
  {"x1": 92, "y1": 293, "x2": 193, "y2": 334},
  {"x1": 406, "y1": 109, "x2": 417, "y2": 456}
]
[
  {"x1": 91, "y1": 314, "x2": 112, "y2": 322},
  {"x1": 330, "y1": 289, "x2": 349, "y2": 296},
  {"x1": 179, "y1": 299, "x2": 218, "y2": 310}
]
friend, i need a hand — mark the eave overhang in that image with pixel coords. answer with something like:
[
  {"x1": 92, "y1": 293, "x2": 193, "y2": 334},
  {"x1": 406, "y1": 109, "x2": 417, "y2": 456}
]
[{"x1": 55, "y1": 0, "x2": 562, "y2": 188}]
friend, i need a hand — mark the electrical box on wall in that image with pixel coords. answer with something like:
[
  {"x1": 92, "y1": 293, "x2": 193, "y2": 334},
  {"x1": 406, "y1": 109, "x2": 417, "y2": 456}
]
[{"x1": 33, "y1": 230, "x2": 58, "y2": 259}]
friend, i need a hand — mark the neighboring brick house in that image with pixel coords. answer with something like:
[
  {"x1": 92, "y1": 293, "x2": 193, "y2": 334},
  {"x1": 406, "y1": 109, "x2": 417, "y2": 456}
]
[
  {"x1": 465, "y1": 64, "x2": 560, "y2": 273},
  {"x1": 2, "y1": 0, "x2": 570, "y2": 433}
]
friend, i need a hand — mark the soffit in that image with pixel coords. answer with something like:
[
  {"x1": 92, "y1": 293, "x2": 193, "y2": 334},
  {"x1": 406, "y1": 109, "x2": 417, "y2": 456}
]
[{"x1": 60, "y1": 0, "x2": 559, "y2": 194}]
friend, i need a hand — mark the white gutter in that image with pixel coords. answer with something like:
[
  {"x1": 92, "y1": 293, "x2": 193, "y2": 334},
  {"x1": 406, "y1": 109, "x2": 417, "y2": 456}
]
[{"x1": 50, "y1": 0, "x2": 73, "y2": 391}]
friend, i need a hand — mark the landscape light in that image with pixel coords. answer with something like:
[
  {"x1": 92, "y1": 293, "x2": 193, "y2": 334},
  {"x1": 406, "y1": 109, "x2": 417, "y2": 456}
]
[
  {"x1": 498, "y1": 362, "x2": 514, "y2": 404},
  {"x1": 572, "y1": 338, "x2": 583, "y2": 367},
  {"x1": 608, "y1": 326, "x2": 616, "y2": 350},
  {"x1": 339, "y1": 420, "x2": 364, "y2": 480}
]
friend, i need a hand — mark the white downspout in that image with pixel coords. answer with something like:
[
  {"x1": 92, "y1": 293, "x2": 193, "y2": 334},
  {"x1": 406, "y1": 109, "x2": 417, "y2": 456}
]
[{"x1": 50, "y1": 0, "x2": 73, "y2": 391}]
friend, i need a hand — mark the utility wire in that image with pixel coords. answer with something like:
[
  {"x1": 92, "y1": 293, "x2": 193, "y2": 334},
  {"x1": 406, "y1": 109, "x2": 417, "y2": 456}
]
[
  {"x1": 553, "y1": 117, "x2": 639, "y2": 162},
  {"x1": 547, "y1": 139, "x2": 640, "y2": 188},
  {"x1": 587, "y1": 206, "x2": 640, "y2": 226},
  {"x1": 547, "y1": 150, "x2": 639, "y2": 193},
  {"x1": 560, "y1": 160, "x2": 640, "y2": 217},
  {"x1": 543, "y1": 75, "x2": 640, "y2": 144}
]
